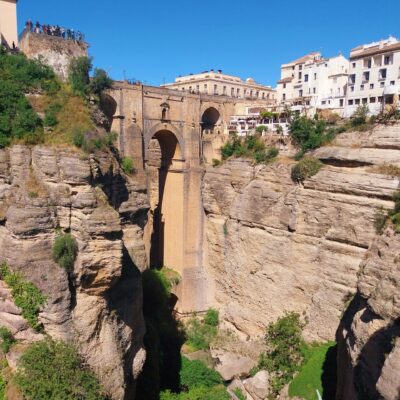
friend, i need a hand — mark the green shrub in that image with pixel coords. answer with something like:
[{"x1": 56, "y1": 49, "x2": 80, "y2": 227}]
[
  {"x1": 351, "y1": 104, "x2": 369, "y2": 127},
  {"x1": 0, "y1": 50, "x2": 58, "y2": 147},
  {"x1": 212, "y1": 158, "x2": 221, "y2": 167},
  {"x1": 257, "y1": 312, "x2": 305, "y2": 397},
  {"x1": 291, "y1": 157, "x2": 323, "y2": 182},
  {"x1": 180, "y1": 357, "x2": 223, "y2": 390},
  {"x1": 90, "y1": 68, "x2": 113, "y2": 95},
  {"x1": 122, "y1": 156, "x2": 135, "y2": 175},
  {"x1": 52, "y1": 233, "x2": 78, "y2": 272},
  {"x1": 160, "y1": 385, "x2": 229, "y2": 400},
  {"x1": 185, "y1": 313, "x2": 218, "y2": 351},
  {"x1": 204, "y1": 309, "x2": 219, "y2": 327},
  {"x1": 0, "y1": 326, "x2": 15, "y2": 353},
  {"x1": 44, "y1": 103, "x2": 62, "y2": 127},
  {"x1": 72, "y1": 130, "x2": 85, "y2": 148},
  {"x1": 0, "y1": 263, "x2": 46, "y2": 331},
  {"x1": 255, "y1": 125, "x2": 268, "y2": 134},
  {"x1": 68, "y1": 57, "x2": 93, "y2": 96},
  {"x1": 233, "y1": 388, "x2": 246, "y2": 400},
  {"x1": 14, "y1": 339, "x2": 106, "y2": 400}
]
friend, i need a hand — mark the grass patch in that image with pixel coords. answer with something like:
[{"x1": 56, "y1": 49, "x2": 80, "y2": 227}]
[
  {"x1": 291, "y1": 157, "x2": 323, "y2": 182},
  {"x1": 233, "y1": 388, "x2": 246, "y2": 400},
  {"x1": 0, "y1": 263, "x2": 46, "y2": 332},
  {"x1": 289, "y1": 342, "x2": 336, "y2": 400},
  {"x1": 367, "y1": 163, "x2": 400, "y2": 177}
]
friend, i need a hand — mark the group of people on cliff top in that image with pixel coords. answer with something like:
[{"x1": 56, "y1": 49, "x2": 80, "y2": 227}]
[{"x1": 25, "y1": 20, "x2": 84, "y2": 42}]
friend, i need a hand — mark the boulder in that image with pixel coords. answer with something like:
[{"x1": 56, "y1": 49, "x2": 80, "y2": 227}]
[
  {"x1": 243, "y1": 370, "x2": 269, "y2": 400},
  {"x1": 211, "y1": 349, "x2": 256, "y2": 381}
]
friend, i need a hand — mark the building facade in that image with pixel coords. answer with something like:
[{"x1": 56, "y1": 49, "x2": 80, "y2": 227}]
[
  {"x1": 344, "y1": 36, "x2": 400, "y2": 117},
  {"x1": 277, "y1": 52, "x2": 349, "y2": 116},
  {"x1": 162, "y1": 70, "x2": 276, "y2": 102},
  {"x1": 0, "y1": 0, "x2": 18, "y2": 49}
]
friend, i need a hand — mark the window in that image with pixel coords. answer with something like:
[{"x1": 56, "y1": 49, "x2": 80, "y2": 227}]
[
  {"x1": 283, "y1": 83, "x2": 287, "y2": 89},
  {"x1": 304, "y1": 74, "x2": 309, "y2": 82},
  {"x1": 362, "y1": 71, "x2": 370, "y2": 82},
  {"x1": 384, "y1": 54, "x2": 393, "y2": 65},
  {"x1": 350, "y1": 86, "x2": 355, "y2": 92},
  {"x1": 196, "y1": 85, "x2": 199, "y2": 93},
  {"x1": 386, "y1": 95, "x2": 394, "y2": 104},
  {"x1": 390, "y1": 81, "x2": 395, "y2": 86},
  {"x1": 204, "y1": 84, "x2": 208, "y2": 92},
  {"x1": 314, "y1": 73, "x2": 317, "y2": 80},
  {"x1": 355, "y1": 99, "x2": 360, "y2": 105},
  {"x1": 231, "y1": 88, "x2": 234, "y2": 96},
  {"x1": 349, "y1": 74, "x2": 356, "y2": 84},
  {"x1": 352, "y1": 62, "x2": 356, "y2": 68},
  {"x1": 237, "y1": 88, "x2": 240, "y2": 97},
  {"x1": 380, "y1": 81, "x2": 385, "y2": 88},
  {"x1": 298, "y1": 72, "x2": 302, "y2": 80},
  {"x1": 256, "y1": 91, "x2": 259, "y2": 98},
  {"x1": 299, "y1": 89, "x2": 303, "y2": 97},
  {"x1": 370, "y1": 83, "x2": 374, "y2": 89},
  {"x1": 348, "y1": 99, "x2": 354, "y2": 105},
  {"x1": 374, "y1": 56, "x2": 382, "y2": 67},
  {"x1": 340, "y1": 99, "x2": 344, "y2": 107},
  {"x1": 262, "y1": 92, "x2": 265, "y2": 99},
  {"x1": 214, "y1": 84, "x2": 218, "y2": 94},
  {"x1": 360, "y1": 85, "x2": 364, "y2": 91},
  {"x1": 282, "y1": 93, "x2": 286, "y2": 100},
  {"x1": 250, "y1": 90, "x2": 253, "y2": 97},
  {"x1": 378, "y1": 96, "x2": 384, "y2": 103},
  {"x1": 370, "y1": 97, "x2": 376, "y2": 103},
  {"x1": 322, "y1": 100, "x2": 326, "y2": 105},
  {"x1": 299, "y1": 65, "x2": 303, "y2": 70},
  {"x1": 362, "y1": 98, "x2": 368, "y2": 104},
  {"x1": 189, "y1": 86, "x2": 192, "y2": 92},
  {"x1": 379, "y1": 68, "x2": 387, "y2": 80},
  {"x1": 223, "y1": 86, "x2": 227, "y2": 95},
  {"x1": 364, "y1": 58, "x2": 372, "y2": 68},
  {"x1": 313, "y1": 87, "x2": 316, "y2": 94}
]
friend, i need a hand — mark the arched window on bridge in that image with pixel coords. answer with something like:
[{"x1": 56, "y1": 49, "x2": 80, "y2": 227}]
[{"x1": 160, "y1": 102, "x2": 170, "y2": 121}]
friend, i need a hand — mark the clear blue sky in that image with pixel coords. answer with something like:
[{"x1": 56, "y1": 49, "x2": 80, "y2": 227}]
[{"x1": 18, "y1": 0, "x2": 400, "y2": 87}]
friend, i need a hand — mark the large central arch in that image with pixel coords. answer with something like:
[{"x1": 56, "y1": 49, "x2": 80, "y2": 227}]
[{"x1": 145, "y1": 129, "x2": 185, "y2": 275}]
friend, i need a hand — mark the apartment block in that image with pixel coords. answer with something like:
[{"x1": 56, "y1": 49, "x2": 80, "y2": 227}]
[
  {"x1": 277, "y1": 52, "x2": 349, "y2": 116},
  {"x1": 344, "y1": 36, "x2": 400, "y2": 117}
]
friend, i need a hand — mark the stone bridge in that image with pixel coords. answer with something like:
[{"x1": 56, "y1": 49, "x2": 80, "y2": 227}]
[{"x1": 106, "y1": 82, "x2": 263, "y2": 312}]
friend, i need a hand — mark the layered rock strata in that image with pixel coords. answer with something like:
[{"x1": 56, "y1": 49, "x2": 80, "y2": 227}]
[
  {"x1": 0, "y1": 145, "x2": 149, "y2": 399},
  {"x1": 202, "y1": 124, "x2": 400, "y2": 343}
]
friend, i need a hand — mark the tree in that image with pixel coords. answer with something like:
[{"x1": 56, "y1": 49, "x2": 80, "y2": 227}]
[
  {"x1": 90, "y1": 68, "x2": 113, "y2": 95},
  {"x1": 14, "y1": 339, "x2": 106, "y2": 400},
  {"x1": 68, "y1": 56, "x2": 93, "y2": 96}
]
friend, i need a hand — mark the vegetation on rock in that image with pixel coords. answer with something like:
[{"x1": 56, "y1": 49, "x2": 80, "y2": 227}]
[
  {"x1": 122, "y1": 156, "x2": 135, "y2": 175},
  {"x1": 233, "y1": 388, "x2": 246, "y2": 400},
  {"x1": 288, "y1": 341, "x2": 336, "y2": 400},
  {"x1": 160, "y1": 385, "x2": 229, "y2": 400},
  {"x1": 0, "y1": 263, "x2": 46, "y2": 332},
  {"x1": 52, "y1": 233, "x2": 78, "y2": 272},
  {"x1": 256, "y1": 312, "x2": 305, "y2": 398},
  {"x1": 0, "y1": 327, "x2": 15, "y2": 353},
  {"x1": 291, "y1": 156, "x2": 323, "y2": 182},
  {"x1": 0, "y1": 47, "x2": 58, "y2": 147},
  {"x1": 14, "y1": 339, "x2": 106, "y2": 400},
  {"x1": 221, "y1": 134, "x2": 278, "y2": 165},
  {"x1": 185, "y1": 309, "x2": 219, "y2": 351}
]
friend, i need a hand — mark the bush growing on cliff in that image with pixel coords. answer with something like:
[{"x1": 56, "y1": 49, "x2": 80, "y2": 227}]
[
  {"x1": 180, "y1": 357, "x2": 223, "y2": 390},
  {"x1": 14, "y1": 339, "x2": 106, "y2": 400},
  {"x1": 0, "y1": 49, "x2": 59, "y2": 147},
  {"x1": 256, "y1": 312, "x2": 305, "y2": 397},
  {"x1": 220, "y1": 134, "x2": 278, "y2": 165},
  {"x1": 0, "y1": 263, "x2": 46, "y2": 332},
  {"x1": 161, "y1": 385, "x2": 229, "y2": 400},
  {"x1": 52, "y1": 233, "x2": 78, "y2": 272},
  {"x1": 291, "y1": 156, "x2": 323, "y2": 182},
  {"x1": 0, "y1": 326, "x2": 15, "y2": 353},
  {"x1": 122, "y1": 156, "x2": 135, "y2": 175},
  {"x1": 90, "y1": 68, "x2": 113, "y2": 95},
  {"x1": 185, "y1": 309, "x2": 220, "y2": 351},
  {"x1": 68, "y1": 56, "x2": 92, "y2": 96}
]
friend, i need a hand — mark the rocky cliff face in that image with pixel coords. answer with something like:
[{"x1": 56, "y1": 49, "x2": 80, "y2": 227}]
[
  {"x1": 202, "y1": 124, "x2": 400, "y2": 344},
  {"x1": 0, "y1": 145, "x2": 149, "y2": 399},
  {"x1": 336, "y1": 227, "x2": 400, "y2": 400}
]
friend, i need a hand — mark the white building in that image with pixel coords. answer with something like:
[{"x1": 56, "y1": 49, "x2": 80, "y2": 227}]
[
  {"x1": 277, "y1": 52, "x2": 349, "y2": 116},
  {"x1": 0, "y1": 0, "x2": 18, "y2": 49},
  {"x1": 162, "y1": 70, "x2": 276, "y2": 102},
  {"x1": 344, "y1": 36, "x2": 400, "y2": 117}
]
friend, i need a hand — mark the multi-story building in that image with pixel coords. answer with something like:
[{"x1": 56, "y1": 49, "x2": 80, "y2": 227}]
[
  {"x1": 277, "y1": 52, "x2": 349, "y2": 116},
  {"x1": 344, "y1": 36, "x2": 400, "y2": 117},
  {"x1": 162, "y1": 70, "x2": 276, "y2": 102},
  {"x1": 0, "y1": 0, "x2": 18, "y2": 49}
]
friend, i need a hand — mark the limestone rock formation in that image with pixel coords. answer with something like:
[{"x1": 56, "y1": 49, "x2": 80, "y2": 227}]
[
  {"x1": 202, "y1": 124, "x2": 400, "y2": 343},
  {"x1": 243, "y1": 370, "x2": 270, "y2": 400},
  {"x1": 0, "y1": 145, "x2": 149, "y2": 399},
  {"x1": 337, "y1": 228, "x2": 400, "y2": 400},
  {"x1": 211, "y1": 349, "x2": 257, "y2": 381}
]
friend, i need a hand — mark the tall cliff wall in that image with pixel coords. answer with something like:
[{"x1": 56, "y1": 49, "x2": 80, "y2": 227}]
[
  {"x1": 202, "y1": 124, "x2": 400, "y2": 343},
  {"x1": 0, "y1": 145, "x2": 149, "y2": 399}
]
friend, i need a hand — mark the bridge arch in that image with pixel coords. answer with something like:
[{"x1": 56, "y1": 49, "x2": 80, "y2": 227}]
[{"x1": 145, "y1": 127, "x2": 185, "y2": 273}]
